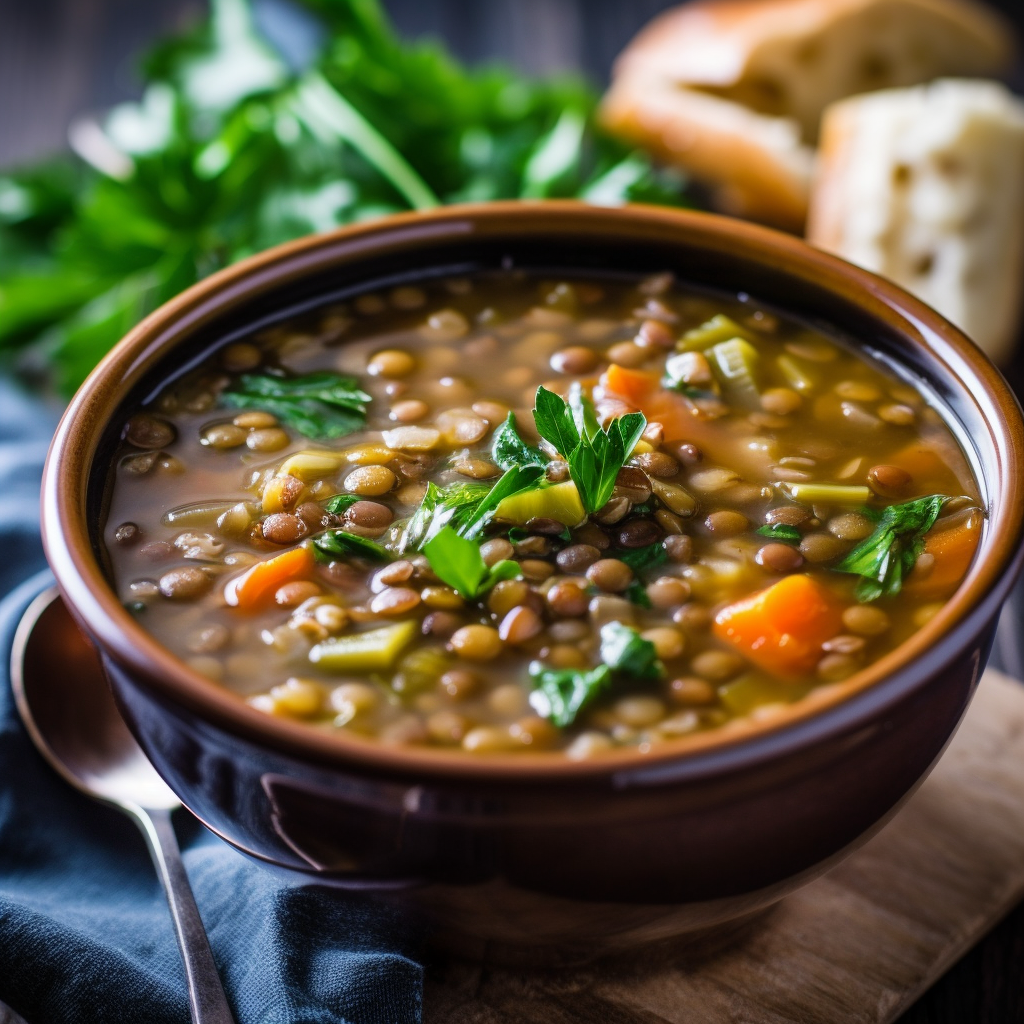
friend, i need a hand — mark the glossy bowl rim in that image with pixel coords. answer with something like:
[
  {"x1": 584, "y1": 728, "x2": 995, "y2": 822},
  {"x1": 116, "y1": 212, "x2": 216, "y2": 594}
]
[{"x1": 41, "y1": 200, "x2": 1024, "y2": 784}]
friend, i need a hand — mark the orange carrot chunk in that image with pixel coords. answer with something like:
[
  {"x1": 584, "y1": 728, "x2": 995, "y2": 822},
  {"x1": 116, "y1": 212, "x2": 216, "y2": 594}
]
[
  {"x1": 603, "y1": 364, "x2": 659, "y2": 406},
  {"x1": 713, "y1": 574, "x2": 845, "y2": 678},
  {"x1": 225, "y1": 545, "x2": 315, "y2": 611},
  {"x1": 905, "y1": 508, "x2": 983, "y2": 599}
]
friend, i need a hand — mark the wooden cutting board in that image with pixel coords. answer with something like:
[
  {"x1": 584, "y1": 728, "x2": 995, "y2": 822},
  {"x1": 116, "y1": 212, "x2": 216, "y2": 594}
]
[{"x1": 424, "y1": 668, "x2": 1024, "y2": 1024}]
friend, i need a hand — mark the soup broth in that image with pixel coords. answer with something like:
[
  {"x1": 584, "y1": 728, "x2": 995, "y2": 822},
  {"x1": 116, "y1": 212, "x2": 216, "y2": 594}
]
[{"x1": 104, "y1": 271, "x2": 981, "y2": 757}]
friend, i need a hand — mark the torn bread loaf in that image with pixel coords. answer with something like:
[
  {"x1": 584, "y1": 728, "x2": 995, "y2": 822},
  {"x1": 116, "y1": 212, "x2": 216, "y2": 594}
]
[
  {"x1": 808, "y1": 79, "x2": 1024, "y2": 363},
  {"x1": 601, "y1": 0, "x2": 1015, "y2": 229}
]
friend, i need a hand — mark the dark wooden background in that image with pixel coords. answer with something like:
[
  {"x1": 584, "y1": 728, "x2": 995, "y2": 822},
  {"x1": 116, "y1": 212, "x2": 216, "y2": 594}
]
[{"x1": 2, "y1": 1, "x2": 1024, "y2": 1021}]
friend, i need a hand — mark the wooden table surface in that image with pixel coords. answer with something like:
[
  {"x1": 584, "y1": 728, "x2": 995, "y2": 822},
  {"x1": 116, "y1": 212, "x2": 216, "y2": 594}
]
[{"x1": 2, "y1": 2, "x2": 1024, "y2": 1021}]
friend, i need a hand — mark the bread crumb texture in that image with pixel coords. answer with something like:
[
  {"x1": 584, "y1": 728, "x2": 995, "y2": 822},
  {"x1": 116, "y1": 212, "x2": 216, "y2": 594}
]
[{"x1": 808, "y1": 80, "x2": 1024, "y2": 363}]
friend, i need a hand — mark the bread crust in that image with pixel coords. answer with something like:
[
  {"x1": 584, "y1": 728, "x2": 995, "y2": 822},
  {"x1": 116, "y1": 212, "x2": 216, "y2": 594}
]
[
  {"x1": 600, "y1": 77, "x2": 813, "y2": 230},
  {"x1": 614, "y1": 0, "x2": 1014, "y2": 88},
  {"x1": 602, "y1": 0, "x2": 1017, "y2": 228}
]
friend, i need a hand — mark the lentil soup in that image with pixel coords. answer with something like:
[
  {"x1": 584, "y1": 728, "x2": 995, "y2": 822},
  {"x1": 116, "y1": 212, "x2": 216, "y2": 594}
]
[{"x1": 104, "y1": 271, "x2": 981, "y2": 757}]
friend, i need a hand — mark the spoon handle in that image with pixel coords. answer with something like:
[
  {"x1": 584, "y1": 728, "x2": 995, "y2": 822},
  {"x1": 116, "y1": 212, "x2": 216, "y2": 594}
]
[{"x1": 134, "y1": 806, "x2": 236, "y2": 1024}]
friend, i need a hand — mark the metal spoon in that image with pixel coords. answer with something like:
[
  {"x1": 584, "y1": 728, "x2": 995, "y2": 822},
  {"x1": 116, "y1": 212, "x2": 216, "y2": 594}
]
[{"x1": 10, "y1": 586, "x2": 235, "y2": 1024}]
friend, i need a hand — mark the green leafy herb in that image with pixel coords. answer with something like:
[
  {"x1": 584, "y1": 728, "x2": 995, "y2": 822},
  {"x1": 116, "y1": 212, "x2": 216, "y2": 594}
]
[
  {"x1": 323, "y1": 493, "x2": 361, "y2": 515},
  {"x1": 0, "y1": 0, "x2": 691, "y2": 395},
  {"x1": 599, "y1": 621, "x2": 664, "y2": 682},
  {"x1": 528, "y1": 622, "x2": 665, "y2": 728},
  {"x1": 492, "y1": 412, "x2": 545, "y2": 472},
  {"x1": 460, "y1": 464, "x2": 546, "y2": 539},
  {"x1": 313, "y1": 529, "x2": 388, "y2": 562},
  {"x1": 528, "y1": 663, "x2": 612, "y2": 728},
  {"x1": 532, "y1": 385, "x2": 646, "y2": 515},
  {"x1": 618, "y1": 541, "x2": 668, "y2": 575},
  {"x1": 399, "y1": 480, "x2": 491, "y2": 552},
  {"x1": 756, "y1": 524, "x2": 801, "y2": 544},
  {"x1": 222, "y1": 371, "x2": 371, "y2": 440},
  {"x1": 624, "y1": 581, "x2": 652, "y2": 608},
  {"x1": 422, "y1": 526, "x2": 520, "y2": 600},
  {"x1": 834, "y1": 494, "x2": 956, "y2": 602}
]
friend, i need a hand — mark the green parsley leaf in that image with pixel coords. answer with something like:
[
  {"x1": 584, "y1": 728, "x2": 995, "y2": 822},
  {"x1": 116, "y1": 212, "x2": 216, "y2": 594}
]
[
  {"x1": 599, "y1": 621, "x2": 663, "y2": 682},
  {"x1": 834, "y1": 494, "x2": 960, "y2": 602},
  {"x1": 313, "y1": 529, "x2": 388, "y2": 562},
  {"x1": 623, "y1": 580, "x2": 652, "y2": 608},
  {"x1": 222, "y1": 371, "x2": 371, "y2": 441},
  {"x1": 532, "y1": 386, "x2": 646, "y2": 515},
  {"x1": 323, "y1": 493, "x2": 361, "y2": 515},
  {"x1": 528, "y1": 663, "x2": 612, "y2": 728},
  {"x1": 399, "y1": 480, "x2": 491, "y2": 552},
  {"x1": 492, "y1": 412, "x2": 546, "y2": 472},
  {"x1": 422, "y1": 526, "x2": 520, "y2": 600},
  {"x1": 460, "y1": 464, "x2": 546, "y2": 539},
  {"x1": 533, "y1": 385, "x2": 581, "y2": 460},
  {"x1": 618, "y1": 541, "x2": 668, "y2": 575},
  {"x1": 756, "y1": 524, "x2": 801, "y2": 544}
]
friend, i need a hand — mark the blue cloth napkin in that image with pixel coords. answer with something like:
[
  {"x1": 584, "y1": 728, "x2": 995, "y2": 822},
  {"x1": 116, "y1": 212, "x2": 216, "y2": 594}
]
[{"x1": 0, "y1": 377, "x2": 423, "y2": 1024}]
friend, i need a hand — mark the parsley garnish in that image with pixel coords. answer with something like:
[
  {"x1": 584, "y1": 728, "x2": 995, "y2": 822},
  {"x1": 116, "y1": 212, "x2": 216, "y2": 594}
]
[
  {"x1": 756, "y1": 523, "x2": 801, "y2": 544},
  {"x1": 528, "y1": 622, "x2": 664, "y2": 728},
  {"x1": 323, "y1": 493, "x2": 362, "y2": 516},
  {"x1": 834, "y1": 494, "x2": 959, "y2": 602},
  {"x1": 528, "y1": 664, "x2": 612, "y2": 728},
  {"x1": 492, "y1": 412, "x2": 545, "y2": 472},
  {"x1": 422, "y1": 526, "x2": 520, "y2": 600},
  {"x1": 599, "y1": 621, "x2": 664, "y2": 682},
  {"x1": 618, "y1": 541, "x2": 669, "y2": 575},
  {"x1": 313, "y1": 529, "x2": 388, "y2": 562},
  {"x1": 222, "y1": 372, "x2": 371, "y2": 441},
  {"x1": 532, "y1": 385, "x2": 646, "y2": 515}
]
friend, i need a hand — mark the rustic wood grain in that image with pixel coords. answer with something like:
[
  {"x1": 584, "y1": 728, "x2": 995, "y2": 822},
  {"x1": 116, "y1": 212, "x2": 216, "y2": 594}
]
[{"x1": 423, "y1": 669, "x2": 1024, "y2": 1024}]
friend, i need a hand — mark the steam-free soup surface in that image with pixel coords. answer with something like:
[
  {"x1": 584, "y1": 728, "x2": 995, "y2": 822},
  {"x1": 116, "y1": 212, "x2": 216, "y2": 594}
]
[{"x1": 104, "y1": 272, "x2": 981, "y2": 757}]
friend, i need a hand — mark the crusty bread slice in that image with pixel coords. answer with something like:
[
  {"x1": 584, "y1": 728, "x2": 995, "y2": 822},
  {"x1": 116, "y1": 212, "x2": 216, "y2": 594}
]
[
  {"x1": 807, "y1": 79, "x2": 1024, "y2": 363},
  {"x1": 601, "y1": 76, "x2": 813, "y2": 227},
  {"x1": 601, "y1": 0, "x2": 1015, "y2": 229}
]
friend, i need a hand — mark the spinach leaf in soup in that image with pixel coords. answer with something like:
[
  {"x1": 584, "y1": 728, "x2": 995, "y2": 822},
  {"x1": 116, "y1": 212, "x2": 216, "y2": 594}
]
[
  {"x1": 222, "y1": 371, "x2": 371, "y2": 441},
  {"x1": 834, "y1": 494, "x2": 966, "y2": 602}
]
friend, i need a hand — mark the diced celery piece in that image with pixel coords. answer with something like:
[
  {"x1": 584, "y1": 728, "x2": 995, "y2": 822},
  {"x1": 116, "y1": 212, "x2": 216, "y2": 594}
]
[
  {"x1": 719, "y1": 675, "x2": 804, "y2": 717},
  {"x1": 310, "y1": 621, "x2": 417, "y2": 673},
  {"x1": 779, "y1": 482, "x2": 871, "y2": 504},
  {"x1": 777, "y1": 354, "x2": 816, "y2": 392},
  {"x1": 677, "y1": 314, "x2": 748, "y2": 352},
  {"x1": 710, "y1": 337, "x2": 760, "y2": 406},
  {"x1": 493, "y1": 481, "x2": 587, "y2": 527}
]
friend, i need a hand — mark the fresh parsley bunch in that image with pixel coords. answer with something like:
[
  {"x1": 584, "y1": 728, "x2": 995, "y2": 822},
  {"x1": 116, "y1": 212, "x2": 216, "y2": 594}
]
[{"x1": 0, "y1": 0, "x2": 689, "y2": 395}]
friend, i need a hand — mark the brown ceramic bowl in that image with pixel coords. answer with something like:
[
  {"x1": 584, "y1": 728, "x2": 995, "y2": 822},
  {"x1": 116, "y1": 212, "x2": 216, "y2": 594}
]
[{"x1": 41, "y1": 202, "x2": 1024, "y2": 961}]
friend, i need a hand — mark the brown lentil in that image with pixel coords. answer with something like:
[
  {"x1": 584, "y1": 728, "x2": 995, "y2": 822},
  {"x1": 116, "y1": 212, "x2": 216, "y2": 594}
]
[
  {"x1": 546, "y1": 581, "x2": 589, "y2": 617},
  {"x1": 705, "y1": 510, "x2": 749, "y2": 536},
  {"x1": 344, "y1": 465, "x2": 396, "y2": 496},
  {"x1": 669, "y1": 677, "x2": 717, "y2": 705},
  {"x1": 756, "y1": 543, "x2": 804, "y2": 573},
  {"x1": 368, "y1": 349, "x2": 416, "y2": 377},
  {"x1": 125, "y1": 414, "x2": 176, "y2": 449},
  {"x1": 499, "y1": 606, "x2": 544, "y2": 644},
  {"x1": 617, "y1": 518, "x2": 663, "y2": 548},
  {"x1": 868, "y1": 464, "x2": 913, "y2": 497},
  {"x1": 691, "y1": 650, "x2": 744, "y2": 682},
  {"x1": 261, "y1": 513, "x2": 308, "y2": 545},
  {"x1": 550, "y1": 346, "x2": 599, "y2": 374},
  {"x1": 158, "y1": 567, "x2": 212, "y2": 601},
  {"x1": 842, "y1": 604, "x2": 891, "y2": 636},
  {"x1": 246, "y1": 428, "x2": 290, "y2": 453},
  {"x1": 390, "y1": 399, "x2": 429, "y2": 422},
  {"x1": 646, "y1": 577, "x2": 691, "y2": 609},
  {"x1": 586, "y1": 559, "x2": 634, "y2": 593}
]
